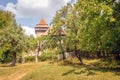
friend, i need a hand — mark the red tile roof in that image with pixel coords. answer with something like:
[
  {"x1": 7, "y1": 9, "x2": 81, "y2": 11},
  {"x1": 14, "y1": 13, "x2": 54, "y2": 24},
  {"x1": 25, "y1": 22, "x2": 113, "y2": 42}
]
[
  {"x1": 38, "y1": 18, "x2": 47, "y2": 25},
  {"x1": 36, "y1": 18, "x2": 49, "y2": 28}
]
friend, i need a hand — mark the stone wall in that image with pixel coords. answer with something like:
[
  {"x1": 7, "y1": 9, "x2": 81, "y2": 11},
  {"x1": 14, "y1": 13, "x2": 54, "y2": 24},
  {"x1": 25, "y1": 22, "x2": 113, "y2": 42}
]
[{"x1": 57, "y1": 52, "x2": 75, "y2": 60}]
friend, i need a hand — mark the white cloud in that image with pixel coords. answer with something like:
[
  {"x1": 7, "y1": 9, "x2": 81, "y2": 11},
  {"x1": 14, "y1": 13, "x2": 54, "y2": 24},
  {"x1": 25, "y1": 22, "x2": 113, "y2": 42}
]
[
  {"x1": 22, "y1": 26, "x2": 36, "y2": 37},
  {"x1": 4, "y1": 3, "x2": 16, "y2": 15},
  {"x1": 18, "y1": 0, "x2": 48, "y2": 8},
  {"x1": 4, "y1": 0, "x2": 72, "y2": 18},
  {"x1": 3, "y1": 0, "x2": 73, "y2": 36},
  {"x1": 64, "y1": 0, "x2": 71, "y2": 4}
]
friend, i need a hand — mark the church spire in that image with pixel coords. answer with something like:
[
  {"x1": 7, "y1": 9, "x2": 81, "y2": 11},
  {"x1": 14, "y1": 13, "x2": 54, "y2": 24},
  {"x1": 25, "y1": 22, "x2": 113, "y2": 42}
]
[{"x1": 37, "y1": 18, "x2": 47, "y2": 25}]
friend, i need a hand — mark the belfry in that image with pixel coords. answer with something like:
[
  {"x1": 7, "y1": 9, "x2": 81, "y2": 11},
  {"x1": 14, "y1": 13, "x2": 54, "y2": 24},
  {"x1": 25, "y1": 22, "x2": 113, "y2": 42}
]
[{"x1": 35, "y1": 18, "x2": 49, "y2": 37}]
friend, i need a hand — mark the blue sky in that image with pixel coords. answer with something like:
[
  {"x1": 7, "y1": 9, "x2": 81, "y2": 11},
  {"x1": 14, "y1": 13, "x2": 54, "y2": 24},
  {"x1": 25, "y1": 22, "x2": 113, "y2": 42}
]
[
  {"x1": 0, "y1": 0, "x2": 75, "y2": 36},
  {"x1": 0, "y1": 0, "x2": 16, "y2": 6}
]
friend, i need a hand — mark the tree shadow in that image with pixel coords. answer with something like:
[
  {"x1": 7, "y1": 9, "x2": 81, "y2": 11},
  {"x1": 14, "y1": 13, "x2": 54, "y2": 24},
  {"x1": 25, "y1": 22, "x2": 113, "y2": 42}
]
[
  {"x1": 0, "y1": 63, "x2": 16, "y2": 67},
  {"x1": 56, "y1": 60, "x2": 83, "y2": 67},
  {"x1": 61, "y1": 67, "x2": 96, "y2": 76},
  {"x1": 62, "y1": 69, "x2": 75, "y2": 76},
  {"x1": 59, "y1": 59, "x2": 120, "y2": 76},
  {"x1": 86, "y1": 66, "x2": 120, "y2": 76}
]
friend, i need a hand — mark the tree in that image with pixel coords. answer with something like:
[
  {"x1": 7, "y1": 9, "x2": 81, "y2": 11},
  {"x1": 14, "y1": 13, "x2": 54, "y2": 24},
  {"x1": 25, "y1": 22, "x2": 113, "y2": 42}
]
[
  {"x1": 0, "y1": 10, "x2": 14, "y2": 28},
  {"x1": 65, "y1": 5, "x2": 84, "y2": 64},
  {"x1": 35, "y1": 36, "x2": 45, "y2": 62},
  {"x1": 0, "y1": 25, "x2": 29, "y2": 66},
  {"x1": 34, "y1": 36, "x2": 50, "y2": 62},
  {"x1": 72, "y1": 0, "x2": 119, "y2": 59},
  {"x1": 50, "y1": 5, "x2": 71, "y2": 60},
  {"x1": 110, "y1": 1, "x2": 120, "y2": 59},
  {"x1": 0, "y1": 10, "x2": 30, "y2": 66}
]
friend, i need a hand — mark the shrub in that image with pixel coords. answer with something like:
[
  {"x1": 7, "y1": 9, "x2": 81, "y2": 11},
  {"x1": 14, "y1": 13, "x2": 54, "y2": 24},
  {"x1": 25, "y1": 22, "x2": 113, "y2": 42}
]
[
  {"x1": 0, "y1": 51, "x2": 12, "y2": 63},
  {"x1": 39, "y1": 49, "x2": 58, "y2": 61},
  {"x1": 25, "y1": 56, "x2": 35, "y2": 62},
  {"x1": 24, "y1": 48, "x2": 60, "y2": 62},
  {"x1": 39, "y1": 53, "x2": 47, "y2": 61}
]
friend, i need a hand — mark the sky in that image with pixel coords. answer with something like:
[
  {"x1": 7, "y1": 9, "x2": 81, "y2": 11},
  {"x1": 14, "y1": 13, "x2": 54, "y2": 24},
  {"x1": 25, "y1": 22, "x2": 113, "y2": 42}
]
[{"x1": 0, "y1": 0, "x2": 76, "y2": 37}]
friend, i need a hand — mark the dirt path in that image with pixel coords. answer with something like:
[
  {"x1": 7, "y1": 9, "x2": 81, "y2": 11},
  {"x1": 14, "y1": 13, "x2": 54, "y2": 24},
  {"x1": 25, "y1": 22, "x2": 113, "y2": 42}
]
[{"x1": 0, "y1": 62, "x2": 48, "y2": 80}]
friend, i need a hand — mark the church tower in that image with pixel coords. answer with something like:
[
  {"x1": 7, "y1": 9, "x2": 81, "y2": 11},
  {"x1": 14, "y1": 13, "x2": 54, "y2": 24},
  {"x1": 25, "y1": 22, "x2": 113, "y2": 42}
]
[{"x1": 35, "y1": 18, "x2": 49, "y2": 37}]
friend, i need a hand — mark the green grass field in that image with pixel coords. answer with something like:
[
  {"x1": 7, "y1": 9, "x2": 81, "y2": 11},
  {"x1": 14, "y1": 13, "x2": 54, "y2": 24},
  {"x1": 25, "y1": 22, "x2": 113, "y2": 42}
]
[{"x1": 0, "y1": 59, "x2": 120, "y2": 80}]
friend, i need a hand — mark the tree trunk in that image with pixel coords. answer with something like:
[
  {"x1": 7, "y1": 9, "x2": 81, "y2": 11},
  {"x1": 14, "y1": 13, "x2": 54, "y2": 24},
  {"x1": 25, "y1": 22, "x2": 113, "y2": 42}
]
[
  {"x1": 35, "y1": 41, "x2": 41, "y2": 62},
  {"x1": 36, "y1": 51, "x2": 39, "y2": 62},
  {"x1": 116, "y1": 53, "x2": 120, "y2": 60},
  {"x1": 11, "y1": 52, "x2": 16, "y2": 66},
  {"x1": 75, "y1": 50, "x2": 83, "y2": 64},
  {"x1": 96, "y1": 51, "x2": 100, "y2": 58},
  {"x1": 103, "y1": 51, "x2": 105, "y2": 58},
  {"x1": 22, "y1": 53, "x2": 25, "y2": 63},
  {"x1": 36, "y1": 47, "x2": 40, "y2": 62},
  {"x1": 58, "y1": 39, "x2": 65, "y2": 60},
  {"x1": 62, "y1": 51, "x2": 65, "y2": 60},
  {"x1": 74, "y1": 45, "x2": 83, "y2": 64}
]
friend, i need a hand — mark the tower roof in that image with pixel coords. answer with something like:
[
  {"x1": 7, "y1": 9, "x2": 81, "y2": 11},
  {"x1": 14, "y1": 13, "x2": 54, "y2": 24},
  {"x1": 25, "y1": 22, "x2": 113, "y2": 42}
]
[
  {"x1": 38, "y1": 18, "x2": 47, "y2": 25},
  {"x1": 35, "y1": 18, "x2": 49, "y2": 28}
]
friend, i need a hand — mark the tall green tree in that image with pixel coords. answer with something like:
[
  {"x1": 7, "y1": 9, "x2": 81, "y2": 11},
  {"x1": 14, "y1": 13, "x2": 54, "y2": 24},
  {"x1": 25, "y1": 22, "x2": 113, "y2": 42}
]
[
  {"x1": 0, "y1": 10, "x2": 30, "y2": 66},
  {"x1": 65, "y1": 5, "x2": 84, "y2": 64},
  {"x1": 64, "y1": 0, "x2": 120, "y2": 62},
  {"x1": 73, "y1": 0, "x2": 119, "y2": 58},
  {"x1": 50, "y1": 5, "x2": 71, "y2": 59},
  {"x1": 110, "y1": 1, "x2": 120, "y2": 58}
]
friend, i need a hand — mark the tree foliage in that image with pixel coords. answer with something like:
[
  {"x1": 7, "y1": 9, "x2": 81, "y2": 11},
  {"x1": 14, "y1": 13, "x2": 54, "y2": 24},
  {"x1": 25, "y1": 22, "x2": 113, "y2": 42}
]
[
  {"x1": 0, "y1": 10, "x2": 31, "y2": 65},
  {"x1": 51, "y1": 0, "x2": 120, "y2": 63}
]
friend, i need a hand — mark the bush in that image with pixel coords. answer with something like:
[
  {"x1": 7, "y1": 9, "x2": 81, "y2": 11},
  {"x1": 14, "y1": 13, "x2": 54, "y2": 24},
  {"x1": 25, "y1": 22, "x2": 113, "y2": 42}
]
[
  {"x1": 25, "y1": 56, "x2": 35, "y2": 62},
  {"x1": 24, "y1": 48, "x2": 60, "y2": 62},
  {"x1": 0, "y1": 51, "x2": 12, "y2": 63},
  {"x1": 39, "y1": 54, "x2": 47, "y2": 61},
  {"x1": 39, "y1": 49, "x2": 58, "y2": 61}
]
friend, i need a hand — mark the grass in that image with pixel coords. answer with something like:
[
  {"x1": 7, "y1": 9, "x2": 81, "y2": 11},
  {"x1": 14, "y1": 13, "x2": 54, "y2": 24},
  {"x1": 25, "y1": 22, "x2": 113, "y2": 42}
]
[{"x1": 0, "y1": 58, "x2": 120, "y2": 80}]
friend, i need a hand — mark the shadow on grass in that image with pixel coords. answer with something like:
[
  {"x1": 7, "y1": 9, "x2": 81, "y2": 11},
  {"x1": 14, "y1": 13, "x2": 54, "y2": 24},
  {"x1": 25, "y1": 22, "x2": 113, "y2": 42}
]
[
  {"x1": 62, "y1": 67, "x2": 96, "y2": 76},
  {"x1": 86, "y1": 67, "x2": 120, "y2": 76},
  {"x1": 62, "y1": 69, "x2": 75, "y2": 76},
  {"x1": 59, "y1": 59, "x2": 120, "y2": 76},
  {"x1": 0, "y1": 64, "x2": 16, "y2": 67}
]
